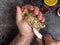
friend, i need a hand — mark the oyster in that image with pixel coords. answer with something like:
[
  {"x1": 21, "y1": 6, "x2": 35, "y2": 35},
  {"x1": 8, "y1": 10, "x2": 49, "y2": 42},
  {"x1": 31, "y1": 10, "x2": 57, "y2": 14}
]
[{"x1": 22, "y1": 8, "x2": 45, "y2": 30}]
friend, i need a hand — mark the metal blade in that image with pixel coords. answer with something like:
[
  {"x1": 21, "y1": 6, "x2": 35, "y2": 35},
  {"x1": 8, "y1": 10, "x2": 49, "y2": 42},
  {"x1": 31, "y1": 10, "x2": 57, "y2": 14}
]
[{"x1": 33, "y1": 28, "x2": 43, "y2": 39}]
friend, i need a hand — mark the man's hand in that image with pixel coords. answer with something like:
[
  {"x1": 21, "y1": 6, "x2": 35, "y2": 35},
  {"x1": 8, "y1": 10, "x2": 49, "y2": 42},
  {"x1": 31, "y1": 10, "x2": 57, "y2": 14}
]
[
  {"x1": 10, "y1": 4, "x2": 45, "y2": 45},
  {"x1": 36, "y1": 34, "x2": 60, "y2": 45},
  {"x1": 16, "y1": 4, "x2": 45, "y2": 37}
]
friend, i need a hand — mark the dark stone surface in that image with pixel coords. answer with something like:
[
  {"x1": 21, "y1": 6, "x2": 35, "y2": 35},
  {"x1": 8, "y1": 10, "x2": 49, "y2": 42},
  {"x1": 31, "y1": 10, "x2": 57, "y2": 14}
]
[
  {"x1": 0, "y1": 0, "x2": 24, "y2": 45},
  {"x1": 0, "y1": 0, "x2": 60, "y2": 45}
]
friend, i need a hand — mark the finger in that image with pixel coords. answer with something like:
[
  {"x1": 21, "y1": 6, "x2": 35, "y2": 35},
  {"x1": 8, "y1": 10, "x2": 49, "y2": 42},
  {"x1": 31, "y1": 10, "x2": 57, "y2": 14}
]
[
  {"x1": 16, "y1": 6, "x2": 22, "y2": 22},
  {"x1": 36, "y1": 38, "x2": 44, "y2": 45},
  {"x1": 37, "y1": 12, "x2": 43, "y2": 21},
  {"x1": 44, "y1": 34, "x2": 54, "y2": 43},
  {"x1": 22, "y1": 4, "x2": 34, "y2": 11},
  {"x1": 34, "y1": 7, "x2": 40, "y2": 15},
  {"x1": 41, "y1": 17, "x2": 45, "y2": 23}
]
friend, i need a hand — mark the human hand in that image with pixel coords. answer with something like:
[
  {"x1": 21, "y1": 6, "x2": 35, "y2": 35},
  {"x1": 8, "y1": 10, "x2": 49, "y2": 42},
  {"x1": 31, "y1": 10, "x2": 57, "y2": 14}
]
[
  {"x1": 16, "y1": 4, "x2": 45, "y2": 37},
  {"x1": 10, "y1": 5, "x2": 45, "y2": 45},
  {"x1": 36, "y1": 34, "x2": 60, "y2": 45}
]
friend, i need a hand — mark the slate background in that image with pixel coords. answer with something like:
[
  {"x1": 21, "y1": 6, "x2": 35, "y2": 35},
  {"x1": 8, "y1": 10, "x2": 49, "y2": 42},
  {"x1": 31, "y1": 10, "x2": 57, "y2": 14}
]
[{"x1": 0, "y1": 0, "x2": 60, "y2": 45}]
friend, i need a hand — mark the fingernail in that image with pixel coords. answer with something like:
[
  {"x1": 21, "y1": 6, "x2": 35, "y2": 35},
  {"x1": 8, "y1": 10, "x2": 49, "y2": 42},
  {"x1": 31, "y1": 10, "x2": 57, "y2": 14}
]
[{"x1": 16, "y1": 6, "x2": 18, "y2": 10}]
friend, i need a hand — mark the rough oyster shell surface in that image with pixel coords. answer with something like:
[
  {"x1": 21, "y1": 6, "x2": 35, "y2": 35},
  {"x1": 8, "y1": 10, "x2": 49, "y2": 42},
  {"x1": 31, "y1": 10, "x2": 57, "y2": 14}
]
[{"x1": 22, "y1": 8, "x2": 45, "y2": 30}]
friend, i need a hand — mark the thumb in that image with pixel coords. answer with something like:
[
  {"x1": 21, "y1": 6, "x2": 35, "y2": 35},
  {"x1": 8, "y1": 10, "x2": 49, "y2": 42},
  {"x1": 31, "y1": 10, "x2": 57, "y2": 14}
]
[
  {"x1": 44, "y1": 34, "x2": 54, "y2": 44},
  {"x1": 36, "y1": 38, "x2": 44, "y2": 45},
  {"x1": 16, "y1": 6, "x2": 22, "y2": 22}
]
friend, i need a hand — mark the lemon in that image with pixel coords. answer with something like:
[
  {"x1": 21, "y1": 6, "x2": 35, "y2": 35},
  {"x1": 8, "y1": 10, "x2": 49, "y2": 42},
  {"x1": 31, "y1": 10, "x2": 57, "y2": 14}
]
[{"x1": 44, "y1": 0, "x2": 58, "y2": 6}]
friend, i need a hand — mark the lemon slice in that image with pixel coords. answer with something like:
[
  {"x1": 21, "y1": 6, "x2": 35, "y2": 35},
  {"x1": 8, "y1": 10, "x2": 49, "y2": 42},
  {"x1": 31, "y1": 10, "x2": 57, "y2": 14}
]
[{"x1": 44, "y1": 0, "x2": 58, "y2": 6}]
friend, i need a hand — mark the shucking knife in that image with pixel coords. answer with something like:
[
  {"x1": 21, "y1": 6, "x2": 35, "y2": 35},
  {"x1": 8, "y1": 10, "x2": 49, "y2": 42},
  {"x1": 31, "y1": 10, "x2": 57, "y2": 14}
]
[{"x1": 33, "y1": 28, "x2": 43, "y2": 39}]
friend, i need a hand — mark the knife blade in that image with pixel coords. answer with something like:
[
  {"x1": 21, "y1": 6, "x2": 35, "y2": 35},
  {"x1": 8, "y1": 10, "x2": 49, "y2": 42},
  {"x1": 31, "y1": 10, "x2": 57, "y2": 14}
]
[{"x1": 33, "y1": 28, "x2": 43, "y2": 39}]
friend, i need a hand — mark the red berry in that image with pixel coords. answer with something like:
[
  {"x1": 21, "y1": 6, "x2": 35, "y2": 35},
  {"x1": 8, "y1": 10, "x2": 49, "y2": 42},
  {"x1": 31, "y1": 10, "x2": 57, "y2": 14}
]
[
  {"x1": 58, "y1": 9, "x2": 60, "y2": 14},
  {"x1": 43, "y1": 7, "x2": 48, "y2": 14},
  {"x1": 57, "y1": 8, "x2": 60, "y2": 17}
]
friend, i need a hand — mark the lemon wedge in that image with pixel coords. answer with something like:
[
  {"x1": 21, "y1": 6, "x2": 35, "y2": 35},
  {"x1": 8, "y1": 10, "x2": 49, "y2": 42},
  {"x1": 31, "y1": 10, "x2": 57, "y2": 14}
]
[{"x1": 44, "y1": 0, "x2": 58, "y2": 6}]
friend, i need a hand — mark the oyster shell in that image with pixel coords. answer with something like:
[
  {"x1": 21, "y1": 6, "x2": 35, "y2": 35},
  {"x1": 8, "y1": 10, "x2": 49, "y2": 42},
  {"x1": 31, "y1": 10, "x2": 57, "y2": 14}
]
[{"x1": 22, "y1": 8, "x2": 45, "y2": 30}]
